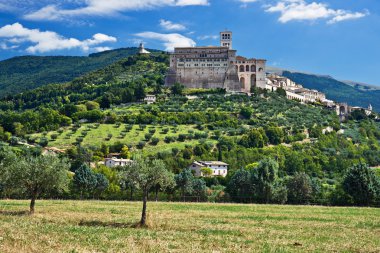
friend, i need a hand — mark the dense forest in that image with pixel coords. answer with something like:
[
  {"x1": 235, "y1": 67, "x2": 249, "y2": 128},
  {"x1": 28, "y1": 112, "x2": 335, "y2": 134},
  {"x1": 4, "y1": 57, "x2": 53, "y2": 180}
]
[
  {"x1": 0, "y1": 53, "x2": 380, "y2": 208},
  {"x1": 0, "y1": 47, "x2": 161, "y2": 97}
]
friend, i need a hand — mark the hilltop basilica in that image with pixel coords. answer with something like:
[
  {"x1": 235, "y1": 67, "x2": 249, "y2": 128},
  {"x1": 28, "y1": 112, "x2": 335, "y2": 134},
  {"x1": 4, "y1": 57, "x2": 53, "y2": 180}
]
[
  {"x1": 163, "y1": 31, "x2": 374, "y2": 117},
  {"x1": 165, "y1": 31, "x2": 266, "y2": 92}
]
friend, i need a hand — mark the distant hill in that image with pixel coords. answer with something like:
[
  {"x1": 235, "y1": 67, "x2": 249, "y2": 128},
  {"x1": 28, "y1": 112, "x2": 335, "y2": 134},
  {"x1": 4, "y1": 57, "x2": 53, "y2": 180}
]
[
  {"x1": 267, "y1": 67, "x2": 380, "y2": 112},
  {"x1": 0, "y1": 47, "x2": 159, "y2": 97}
]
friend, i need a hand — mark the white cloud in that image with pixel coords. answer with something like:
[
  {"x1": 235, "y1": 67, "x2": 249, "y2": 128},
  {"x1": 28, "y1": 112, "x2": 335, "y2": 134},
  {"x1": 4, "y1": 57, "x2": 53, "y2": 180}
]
[
  {"x1": 197, "y1": 35, "x2": 218, "y2": 40},
  {"x1": 0, "y1": 42, "x2": 19, "y2": 50},
  {"x1": 135, "y1": 32, "x2": 195, "y2": 51},
  {"x1": 160, "y1": 19, "x2": 186, "y2": 31},
  {"x1": 266, "y1": 0, "x2": 369, "y2": 24},
  {"x1": 176, "y1": 0, "x2": 209, "y2": 6},
  {"x1": 327, "y1": 10, "x2": 369, "y2": 24},
  {"x1": 24, "y1": 0, "x2": 209, "y2": 21},
  {"x1": 238, "y1": 0, "x2": 258, "y2": 8},
  {"x1": 93, "y1": 46, "x2": 113, "y2": 52},
  {"x1": 0, "y1": 23, "x2": 117, "y2": 53}
]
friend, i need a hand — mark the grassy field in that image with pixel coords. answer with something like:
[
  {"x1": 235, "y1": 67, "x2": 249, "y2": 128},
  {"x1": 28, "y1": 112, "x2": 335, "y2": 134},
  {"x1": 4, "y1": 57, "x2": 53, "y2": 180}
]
[
  {"x1": 31, "y1": 124, "x2": 216, "y2": 154},
  {"x1": 0, "y1": 200, "x2": 379, "y2": 252}
]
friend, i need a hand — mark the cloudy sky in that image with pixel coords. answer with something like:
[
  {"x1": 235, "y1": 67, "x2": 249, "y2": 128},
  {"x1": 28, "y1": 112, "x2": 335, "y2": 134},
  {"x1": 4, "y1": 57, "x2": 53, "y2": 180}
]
[{"x1": 0, "y1": 0, "x2": 379, "y2": 84}]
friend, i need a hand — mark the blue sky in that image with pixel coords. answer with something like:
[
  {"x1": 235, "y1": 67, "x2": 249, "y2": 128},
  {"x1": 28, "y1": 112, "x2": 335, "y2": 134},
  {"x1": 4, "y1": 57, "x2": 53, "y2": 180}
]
[{"x1": 0, "y1": 0, "x2": 379, "y2": 85}]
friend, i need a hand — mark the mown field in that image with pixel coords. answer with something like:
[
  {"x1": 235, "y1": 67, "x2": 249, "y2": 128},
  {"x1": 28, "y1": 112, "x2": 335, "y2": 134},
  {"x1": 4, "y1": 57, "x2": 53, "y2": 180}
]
[{"x1": 0, "y1": 200, "x2": 379, "y2": 252}]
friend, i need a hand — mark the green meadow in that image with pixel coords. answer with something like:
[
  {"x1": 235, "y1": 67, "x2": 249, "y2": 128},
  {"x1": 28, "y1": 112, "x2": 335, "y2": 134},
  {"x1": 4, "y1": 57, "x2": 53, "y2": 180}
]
[{"x1": 0, "y1": 200, "x2": 379, "y2": 252}]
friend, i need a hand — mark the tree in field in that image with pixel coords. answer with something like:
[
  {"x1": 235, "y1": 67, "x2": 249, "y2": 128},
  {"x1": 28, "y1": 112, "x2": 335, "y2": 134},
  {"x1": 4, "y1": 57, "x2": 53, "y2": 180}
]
[
  {"x1": 342, "y1": 163, "x2": 380, "y2": 206},
  {"x1": 94, "y1": 173, "x2": 109, "y2": 198},
  {"x1": 1, "y1": 153, "x2": 70, "y2": 214},
  {"x1": 121, "y1": 156, "x2": 174, "y2": 226},
  {"x1": 73, "y1": 163, "x2": 97, "y2": 199},
  {"x1": 175, "y1": 168, "x2": 195, "y2": 199},
  {"x1": 120, "y1": 172, "x2": 139, "y2": 201},
  {"x1": 226, "y1": 169, "x2": 253, "y2": 203},
  {"x1": 152, "y1": 169, "x2": 175, "y2": 202},
  {"x1": 251, "y1": 158, "x2": 283, "y2": 203},
  {"x1": 192, "y1": 178, "x2": 207, "y2": 200},
  {"x1": 287, "y1": 173, "x2": 313, "y2": 204}
]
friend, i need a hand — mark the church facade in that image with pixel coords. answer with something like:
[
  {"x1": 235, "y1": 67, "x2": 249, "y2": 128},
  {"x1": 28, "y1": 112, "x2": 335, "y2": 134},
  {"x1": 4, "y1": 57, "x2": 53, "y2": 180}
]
[{"x1": 165, "y1": 31, "x2": 266, "y2": 92}]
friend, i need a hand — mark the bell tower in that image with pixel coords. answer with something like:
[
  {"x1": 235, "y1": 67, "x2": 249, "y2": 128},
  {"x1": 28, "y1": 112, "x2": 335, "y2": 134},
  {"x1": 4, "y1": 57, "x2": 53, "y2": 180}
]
[{"x1": 220, "y1": 31, "x2": 232, "y2": 49}]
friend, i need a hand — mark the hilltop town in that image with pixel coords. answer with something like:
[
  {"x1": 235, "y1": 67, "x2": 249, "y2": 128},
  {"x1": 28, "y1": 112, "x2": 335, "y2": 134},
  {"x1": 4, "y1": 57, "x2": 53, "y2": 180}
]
[{"x1": 159, "y1": 31, "x2": 374, "y2": 119}]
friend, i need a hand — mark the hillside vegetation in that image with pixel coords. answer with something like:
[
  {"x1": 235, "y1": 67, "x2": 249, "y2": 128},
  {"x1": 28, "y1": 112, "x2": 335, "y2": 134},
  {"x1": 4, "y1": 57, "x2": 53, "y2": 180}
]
[
  {"x1": 0, "y1": 200, "x2": 379, "y2": 253},
  {"x1": 0, "y1": 53, "x2": 380, "y2": 208},
  {"x1": 0, "y1": 47, "x2": 160, "y2": 97}
]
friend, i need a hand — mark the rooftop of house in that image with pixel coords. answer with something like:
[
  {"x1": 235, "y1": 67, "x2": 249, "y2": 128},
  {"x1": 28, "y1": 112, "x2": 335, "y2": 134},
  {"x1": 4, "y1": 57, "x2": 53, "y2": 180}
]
[
  {"x1": 192, "y1": 161, "x2": 229, "y2": 166},
  {"x1": 105, "y1": 158, "x2": 132, "y2": 162}
]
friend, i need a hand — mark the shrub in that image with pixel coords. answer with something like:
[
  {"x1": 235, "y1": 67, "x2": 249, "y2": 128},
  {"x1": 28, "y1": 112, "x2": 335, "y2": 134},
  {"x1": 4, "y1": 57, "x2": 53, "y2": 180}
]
[
  {"x1": 137, "y1": 141, "x2": 146, "y2": 149},
  {"x1": 178, "y1": 134, "x2": 187, "y2": 142},
  {"x1": 164, "y1": 136, "x2": 176, "y2": 143},
  {"x1": 151, "y1": 137, "x2": 160, "y2": 145},
  {"x1": 145, "y1": 133, "x2": 153, "y2": 141},
  {"x1": 39, "y1": 137, "x2": 49, "y2": 147}
]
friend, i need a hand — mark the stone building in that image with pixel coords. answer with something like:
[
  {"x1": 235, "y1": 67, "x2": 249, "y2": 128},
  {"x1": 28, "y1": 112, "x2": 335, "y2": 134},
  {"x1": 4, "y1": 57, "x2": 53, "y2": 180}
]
[
  {"x1": 165, "y1": 31, "x2": 266, "y2": 92},
  {"x1": 235, "y1": 56, "x2": 267, "y2": 92}
]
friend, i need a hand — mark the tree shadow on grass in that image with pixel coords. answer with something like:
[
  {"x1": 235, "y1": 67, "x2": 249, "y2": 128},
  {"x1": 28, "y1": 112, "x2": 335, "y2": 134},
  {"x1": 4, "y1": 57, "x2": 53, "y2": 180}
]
[
  {"x1": 78, "y1": 220, "x2": 146, "y2": 229},
  {"x1": 0, "y1": 210, "x2": 30, "y2": 216}
]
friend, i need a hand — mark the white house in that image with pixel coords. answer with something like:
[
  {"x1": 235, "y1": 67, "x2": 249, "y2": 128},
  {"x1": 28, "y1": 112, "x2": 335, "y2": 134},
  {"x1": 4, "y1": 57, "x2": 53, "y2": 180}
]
[
  {"x1": 189, "y1": 161, "x2": 229, "y2": 177},
  {"x1": 144, "y1": 95, "x2": 157, "y2": 104},
  {"x1": 105, "y1": 158, "x2": 132, "y2": 168}
]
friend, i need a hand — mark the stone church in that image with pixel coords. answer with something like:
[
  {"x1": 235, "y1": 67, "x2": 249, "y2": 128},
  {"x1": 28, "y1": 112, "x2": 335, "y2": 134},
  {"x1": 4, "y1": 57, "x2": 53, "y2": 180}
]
[{"x1": 165, "y1": 31, "x2": 266, "y2": 92}]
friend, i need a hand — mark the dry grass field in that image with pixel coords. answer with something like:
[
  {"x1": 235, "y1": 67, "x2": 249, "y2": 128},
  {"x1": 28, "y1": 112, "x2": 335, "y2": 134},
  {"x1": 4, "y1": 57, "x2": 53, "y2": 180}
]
[{"x1": 0, "y1": 200, "x2": 379, "y2": 252}]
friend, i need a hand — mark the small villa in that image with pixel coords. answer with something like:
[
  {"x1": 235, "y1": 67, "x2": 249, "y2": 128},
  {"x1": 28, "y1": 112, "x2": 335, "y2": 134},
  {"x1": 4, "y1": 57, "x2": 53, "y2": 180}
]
[
  {"x1": 189, "y1": 161, "x2": 229, "y2": 177},
  {"x1": 144, "y1": 95, "x2": 156, "y2": 104},
  {"x1": 105, "y1": 157, "x2": 132, "y2": 168}
]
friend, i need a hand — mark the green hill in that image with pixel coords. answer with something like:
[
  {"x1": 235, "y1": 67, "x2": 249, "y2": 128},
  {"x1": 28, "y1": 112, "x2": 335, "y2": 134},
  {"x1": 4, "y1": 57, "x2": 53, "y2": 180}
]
[{"x1": 0, "y1": 47, "x2": 159, "y2": 97}]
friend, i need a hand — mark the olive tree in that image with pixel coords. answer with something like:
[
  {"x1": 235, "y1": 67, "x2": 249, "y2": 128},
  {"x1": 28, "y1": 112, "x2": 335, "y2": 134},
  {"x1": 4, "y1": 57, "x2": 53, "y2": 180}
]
[
  {"x1": 1, "y1": 154, "x2": 70, "y2": 214},
  {"x1": 343, "y1": 163, "x2": 380, "y2": 206},
  {"x1": 121, "y1": 156, "x2": 174, "y2": 226},
  {"x1": 175, "y1": 168, "x2": 195, "y2": 199},
  {"x1": 73, "y1": 163, "x2": 97, "y2": 199}
]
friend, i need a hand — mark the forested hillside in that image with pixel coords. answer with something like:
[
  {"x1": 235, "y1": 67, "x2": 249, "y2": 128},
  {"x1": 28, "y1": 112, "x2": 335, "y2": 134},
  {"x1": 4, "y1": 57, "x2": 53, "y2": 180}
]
[
  {"x1": 282, "y1": 71, "x2": 380, "y2": 111},
  {"x1": 0, "y1": 47, "x2": 160, "y2": 97},
  {"x1": 1, "y1": 53, "x2": 380, "y2": 207}
]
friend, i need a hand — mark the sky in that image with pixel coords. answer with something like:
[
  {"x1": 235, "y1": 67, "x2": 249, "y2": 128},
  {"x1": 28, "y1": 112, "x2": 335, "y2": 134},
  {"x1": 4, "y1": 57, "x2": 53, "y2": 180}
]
[{"x1": 0, "y1": 0, "x2": 379, "y2": 85}]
